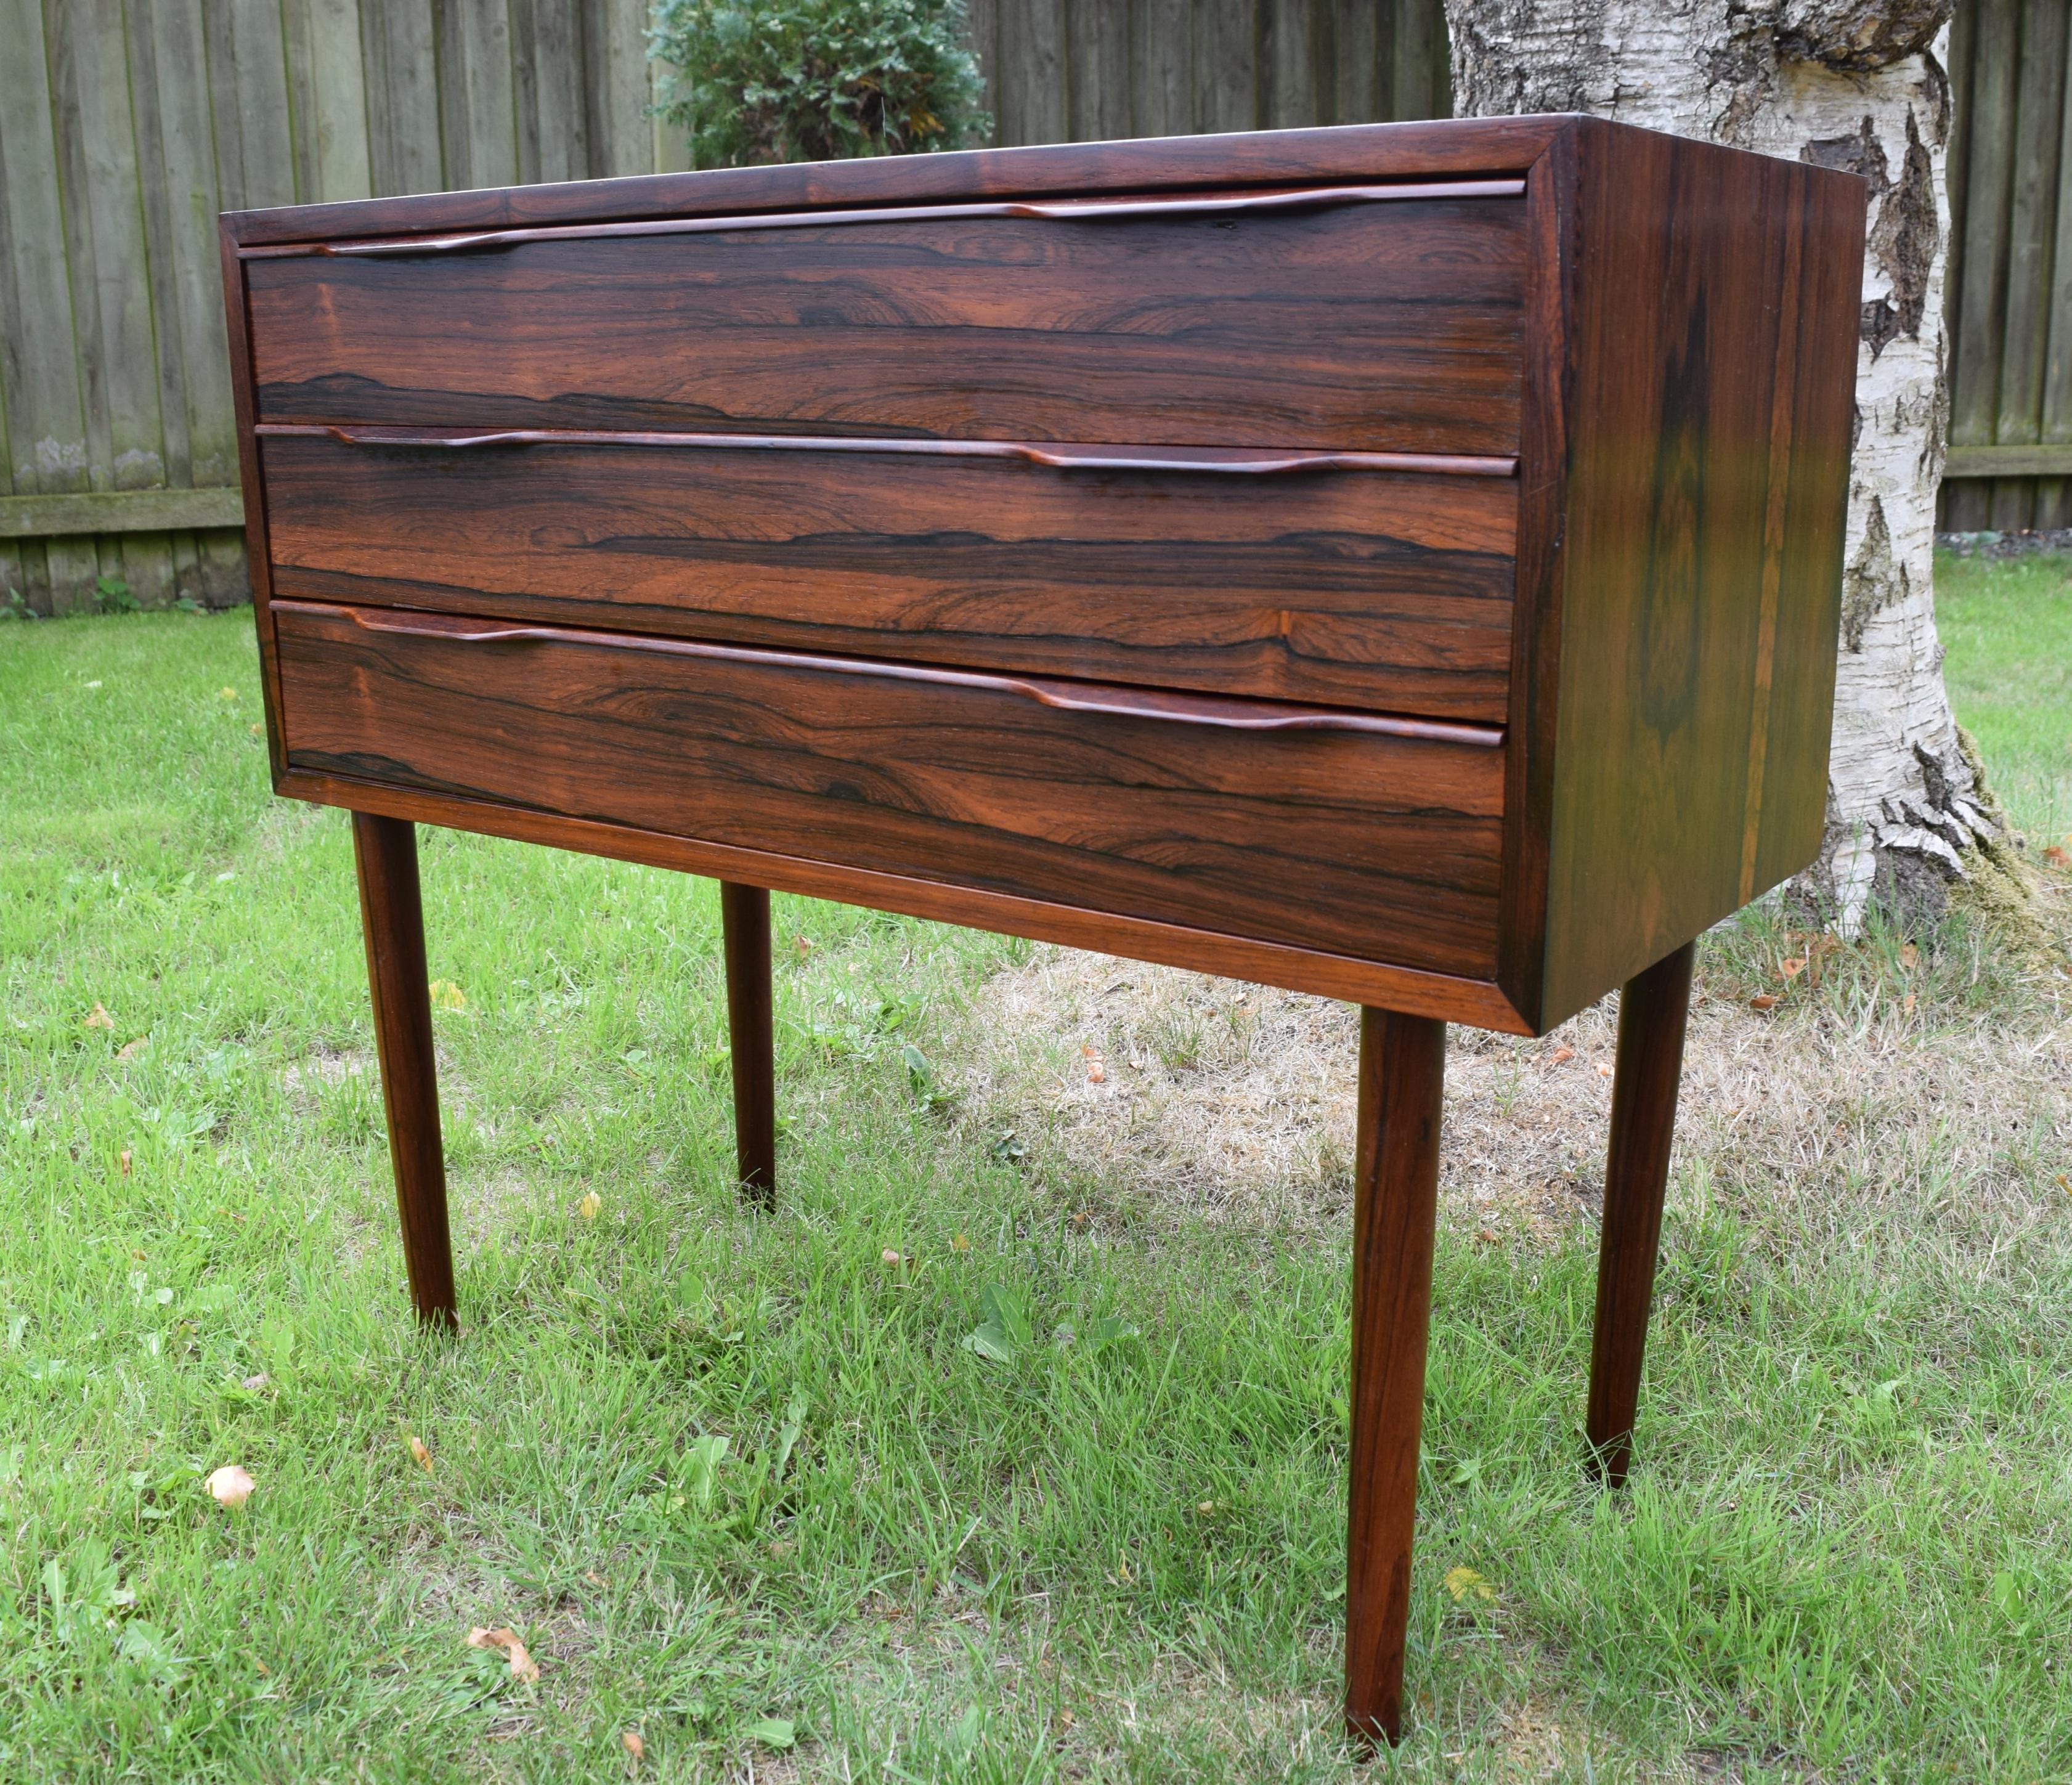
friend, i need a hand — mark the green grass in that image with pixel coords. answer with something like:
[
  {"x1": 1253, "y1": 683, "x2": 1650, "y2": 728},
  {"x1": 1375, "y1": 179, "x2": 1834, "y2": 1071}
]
[
  {"x1": 1935, "y1": 548, "x2": 2072, "y2": 846},
  {"x1": 2, "y1": 610, "x2": 2070, "y2": 1781}
]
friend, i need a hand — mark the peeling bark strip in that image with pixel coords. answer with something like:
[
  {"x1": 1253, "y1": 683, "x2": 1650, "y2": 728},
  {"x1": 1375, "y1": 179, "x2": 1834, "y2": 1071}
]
[{"x1": 1448, "y1": 0, "x2": 1995, "y2": 929}]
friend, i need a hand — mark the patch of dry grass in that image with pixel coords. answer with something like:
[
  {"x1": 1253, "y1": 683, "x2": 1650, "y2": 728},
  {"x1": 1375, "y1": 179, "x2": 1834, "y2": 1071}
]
[{"x1": 940, "y1": 880, "x2": 2071, "y2": 1264}]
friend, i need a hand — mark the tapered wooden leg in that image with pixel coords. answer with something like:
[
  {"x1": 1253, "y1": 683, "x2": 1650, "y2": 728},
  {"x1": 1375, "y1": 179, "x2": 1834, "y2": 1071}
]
[
  {"x1": 1585, "y1": 940, "x2": 1696, "y2": 1485},
  {"x1": 720, "y1": 881, "x2": 776, "y2": 1206},
  {"x1": 1345, "y1": 1008, "x2": 1445, "y2": 1747},
  {"x1": 351, "y1": 812, "x2": 456, "y2": 1329}
]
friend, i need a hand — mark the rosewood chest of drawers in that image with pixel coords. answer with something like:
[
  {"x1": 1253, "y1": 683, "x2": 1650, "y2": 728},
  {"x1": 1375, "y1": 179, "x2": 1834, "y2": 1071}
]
[{"x1": 221, "y1": 115, "x2": 1865, "y2": 1744}]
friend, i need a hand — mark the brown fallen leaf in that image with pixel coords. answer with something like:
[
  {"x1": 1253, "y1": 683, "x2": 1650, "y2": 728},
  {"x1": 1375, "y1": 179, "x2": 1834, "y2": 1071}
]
[
  {"x1": 1777, "y1": 956, "x2": 1806, "y2": 982},
  {"x1": 84, "y1": 1002, "x2": 114, "y2": 1030},
  {"x1": 1545, "y1": 1046, "x2": 1575, "y2": 1067},
  {"x1": 577, "y1": 1190, "x2": 602, "y2": 1221},
  {"x1": 116, "y1": 1036, "x2": 147, "y2": 1060},
  {"x1": 793, "y1": 934, "x2": 812, "y2": 958},
  {"x1": 1902, "y1": 992, "x2": 1916, "y2": 1015},
  {"x1": 880, "y1": 1248, "x2": 902, "y2": 1266},
  {"x1": 2044, "y1": 845, "x2": 2069, "y2": 868},
  {"x1": 409, "y1": 1435, "x2": 433, "y2": 1472},
  {"x1": 1475, "y1": 1227, "x2": 1498, "y2": 1245},
  {"x1": 1899, "y1": 941, "x2": 1920, "y2": 970},
  {"x1": 1749, "y1": 994, "x2": 1777, "y2": 1011},
  {"x1": 118, "y1": 1149, "x2": 133, "y2": 1176},
  {"x1": 951, "y1": 1233, "x2": 970, "y2": 1252},
  {"x1": 466, "y1": 1625, "x2": 541, "y2": 1683},
  {"x1": 1086, "y1": 1059, "x2": 1106, "y2": 1084},
  {"x1": 1595, "y1": 1062, "x2": 1614, "y2": 1079},
  {"x1": 207, "y1": 1463, "x2": 256, "y2": 1508},
  {"x1": 622, "y1": 1729, "x2": 645, "y2": 1761}
]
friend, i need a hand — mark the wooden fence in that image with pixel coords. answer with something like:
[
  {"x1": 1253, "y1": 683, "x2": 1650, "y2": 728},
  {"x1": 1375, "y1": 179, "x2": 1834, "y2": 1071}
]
[
  {"x1": 0, "y1": 0, "x2": 1450, "y2": 616},
  {"x1": 1943, "y1": 0, "x2": 2072, "y2": 529},
  {"x1": 0, "y1": 0, "x2": 688, "y2": 616},
  {"x1": 12, "y1": 0, "x2": 2050, "y2": 616},
  {"x1": 964, "y1": 0, "x2": 1449, "y2": 144}
]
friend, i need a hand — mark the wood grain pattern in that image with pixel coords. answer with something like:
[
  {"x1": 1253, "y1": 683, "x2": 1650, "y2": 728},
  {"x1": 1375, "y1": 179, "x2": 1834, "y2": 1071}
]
[
  {"x1": 1529, "y1": 123, "x2": 1864, "y2": 1031},
  {"x1": 243, "y1": 196, "x2": 1527, "y2": 453},
  {"x1": 721, "y1": 880, "x2": 777, "y2": 1206},
  {"x1": 281, "y1": 763, "x2": 1532, "y2": 1030},
  {"x1": 351, "y1": 811, "x2": 456, "y2": 1328},
  {"x1": 273, "y1": 599, "x2": 1506, "y2": 978},
  {"x1": 259, "y1": 433, "x2": 1519, "y2": 719},
  {"x1": 1585, "y1": 940, "x2": 1694, "y2": 1486},
  {"x1": 1345, "y1": 1006, "x2": 1444, "y2": 1745}
]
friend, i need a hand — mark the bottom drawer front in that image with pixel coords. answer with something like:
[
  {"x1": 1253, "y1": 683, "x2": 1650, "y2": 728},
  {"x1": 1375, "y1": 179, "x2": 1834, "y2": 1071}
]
[{"x1": 273, "y1": 601, "x2": 1503, "y2": 977}]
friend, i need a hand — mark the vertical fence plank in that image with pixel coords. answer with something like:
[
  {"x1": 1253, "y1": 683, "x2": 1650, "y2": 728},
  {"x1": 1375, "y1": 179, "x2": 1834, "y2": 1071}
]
[
  {"x1": 0, "y1": 92, "x2": 20, "y2": 610},
  {"x1": 1336, "y1": 0, "x2": 1384, "y2": 128},
  {"x1": 1131, "y1": 0, "x2": 1192, "y2": 139},
  {"x1": 517, "y1": 0, "x2": 587, "y2": 183},
  {"x1": 0, "y1": 321, "x2": 18, "y2": 609},
  {"x1": 1990, "y1": 0, "x2": 2068, "y2": 531},
  {"x1": 1261, "y1": 0, "x2": 1314, "y2": 128},
  {"x1": 51, "y1": 0, "x2": 159, "y2": 604},
  {"x1": 1941, "y1": 1, "x2": 1983, "y2": 530},
  {"x1": 1393, "y1": 0, "x2": 1450, "y2": 120},
  {"x1": 284, "y1": 0, "x2": 372, "y2": 204},
  {"x1": 508, "y1": 0, "x2": 543, "y2": 184},
  {"x1": 234, "y1": 0, "x2": 298, "y2": 209},
  {"x1": 588, "y1": 1, "x2": 651, "y2": 179},
  {"x1": 1949, "y1": 0, "x2": 2018, "y2": 532},
  {"x1": 362, "y1": 0, "x2": 444, "y2": 195},
  {"x1": 438, "y1": 0, "x2": 518, "y2": 192},
  {"x1": 1001, "y1": 0, "x2": 1069, "y2": 145},
  {"x1": 1, "y1": 0, "x2": 92, "y2": 612},
  {"x1": 84, "y1": 0, "x2": 179, "y2": 604},
  {"x1": 1068, "y1": 0, "x2": 1129, "y2": 140},
  {"x1": 2039, "y1": 23, "x2": 2072, "y2": 529},
  {"x1": 123, "y1": 0, "x2": 198, "y2": 603},
  {"x1": 145, "y1": 0, "x2": 245, "y2": 601},
  {"x1": 1192, "y1": 0, "x2": 1257, "y2": 136}
]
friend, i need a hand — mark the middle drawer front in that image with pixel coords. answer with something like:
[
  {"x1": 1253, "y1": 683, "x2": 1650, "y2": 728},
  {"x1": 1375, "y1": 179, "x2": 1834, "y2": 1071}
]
[
  {"x1": 261, "y1": 435, "x2": 1518, "y2": 722},
  {"x1": 272, "y1": 601, "x2": 1505, "y2": 979}
]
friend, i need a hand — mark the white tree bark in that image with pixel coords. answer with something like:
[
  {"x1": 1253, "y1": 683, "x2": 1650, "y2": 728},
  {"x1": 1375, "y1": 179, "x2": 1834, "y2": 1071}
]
[{"x1": 1446, "y1": 0, "x2": 2002, "y2": 930}]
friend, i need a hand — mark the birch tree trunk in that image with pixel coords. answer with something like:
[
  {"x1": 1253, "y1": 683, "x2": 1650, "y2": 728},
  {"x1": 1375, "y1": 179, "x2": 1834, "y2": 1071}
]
[{"x1": 1446, "y1": 0, "x2": 2017, "y2": 930}]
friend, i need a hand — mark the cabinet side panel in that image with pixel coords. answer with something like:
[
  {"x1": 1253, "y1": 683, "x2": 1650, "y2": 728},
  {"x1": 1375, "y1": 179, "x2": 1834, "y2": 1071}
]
[
  {"x1": 1539, "y1": 123, "x2": 1864, "y2": 1028},
  {"x1": 1496, "y1": 135, "x2": 1579, "y2": 1033},
  {"x1": 1746, "y1": 177, "x2": 1864, "y2": 897}
]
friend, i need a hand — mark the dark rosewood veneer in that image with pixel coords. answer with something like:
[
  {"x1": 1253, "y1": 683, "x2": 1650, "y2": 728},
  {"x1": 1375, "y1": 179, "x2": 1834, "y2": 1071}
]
[{"x1": 221, "y1": 117, "x2": 1864, "y2": 1746}]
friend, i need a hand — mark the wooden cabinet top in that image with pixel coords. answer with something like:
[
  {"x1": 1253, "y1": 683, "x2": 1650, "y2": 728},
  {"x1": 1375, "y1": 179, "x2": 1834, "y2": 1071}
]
[{"x1": 221, "y1": 116, "x2": 1867, "y2": 1036}]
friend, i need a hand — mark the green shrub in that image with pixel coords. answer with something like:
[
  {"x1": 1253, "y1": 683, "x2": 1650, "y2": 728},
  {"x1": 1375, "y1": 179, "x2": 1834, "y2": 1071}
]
[{"x1": 649, "y1": 0, "x2": 991, "y2": 166}]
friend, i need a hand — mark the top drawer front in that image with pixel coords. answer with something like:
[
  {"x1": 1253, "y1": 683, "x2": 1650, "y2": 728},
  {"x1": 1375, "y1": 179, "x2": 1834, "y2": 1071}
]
[{"x1": 245, "y1": 193, "x2": 1527, "y2": 455}]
